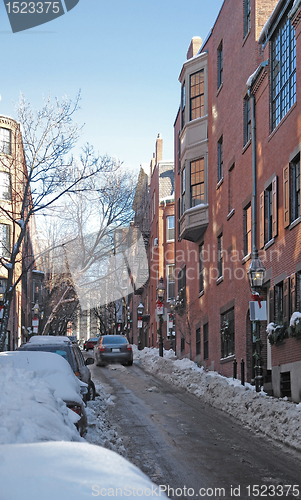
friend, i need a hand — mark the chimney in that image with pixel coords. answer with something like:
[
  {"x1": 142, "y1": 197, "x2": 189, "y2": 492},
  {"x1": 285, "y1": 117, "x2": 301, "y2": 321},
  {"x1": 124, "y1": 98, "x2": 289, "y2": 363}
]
[
  {"x1": 255, "y1": 0, "x2": 279, "y2": 41},
  {"x1": 156, "y1": 133, "x2": 163, "y2": 164},
  {"x1": 187, "y1": 36, "x2": 202, "y2": 60}
]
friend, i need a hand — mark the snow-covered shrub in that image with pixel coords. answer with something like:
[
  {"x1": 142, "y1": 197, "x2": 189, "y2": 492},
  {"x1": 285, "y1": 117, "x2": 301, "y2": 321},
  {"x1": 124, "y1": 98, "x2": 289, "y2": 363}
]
[
  {"x1": 266, "y1": 322, "x2": 286, "y2": 345},
  {"x1": 288, "y1": 312, "x2": 301, "y2": 339}
]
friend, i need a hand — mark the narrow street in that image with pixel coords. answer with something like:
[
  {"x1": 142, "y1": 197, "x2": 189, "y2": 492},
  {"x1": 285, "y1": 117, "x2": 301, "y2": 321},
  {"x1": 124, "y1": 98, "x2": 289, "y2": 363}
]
[{"x1": 89, "y1": 359, "x2": 301, "y2": 500}]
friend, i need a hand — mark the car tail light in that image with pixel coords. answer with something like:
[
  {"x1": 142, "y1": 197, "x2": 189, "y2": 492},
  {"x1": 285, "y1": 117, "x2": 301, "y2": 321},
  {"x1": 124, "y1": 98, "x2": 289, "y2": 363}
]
[
  {"x1": 127, "y1": 344, "x2": 132, "y2": 351},
  {"x1": 70, "y1": 405, "x2": 82, "y2": 415},
  {"x1": 98, "y1": 345, "x2": 105, "y2": 352}
]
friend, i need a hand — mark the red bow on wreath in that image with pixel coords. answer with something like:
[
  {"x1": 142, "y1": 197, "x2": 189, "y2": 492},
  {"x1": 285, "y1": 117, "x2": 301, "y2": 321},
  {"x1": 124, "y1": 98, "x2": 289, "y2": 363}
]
[{"x1": 251, "y1": 293, "x2": 263, "y2": 308}]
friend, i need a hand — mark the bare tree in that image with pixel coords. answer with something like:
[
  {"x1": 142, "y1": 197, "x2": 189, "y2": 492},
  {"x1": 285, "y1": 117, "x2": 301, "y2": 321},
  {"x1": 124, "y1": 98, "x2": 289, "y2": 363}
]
[{"x1": 0, "y1": 93, "x2": 117, "y2": 350}]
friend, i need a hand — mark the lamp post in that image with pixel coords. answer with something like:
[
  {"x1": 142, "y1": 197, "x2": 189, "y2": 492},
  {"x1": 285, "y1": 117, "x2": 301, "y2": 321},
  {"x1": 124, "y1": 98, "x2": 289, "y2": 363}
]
[
  {"x1": 248, "y1": 250, "x2": 266, "y2": 392},
  {"x1": 156, "y1": 277, "x2": 165, "y2": 357},
  {"x1": 168, "y1": 298, "x2": 176, "y2": 350},
  {"x1": 137, "y1": 301, "x2": 144, "y2": 350}
]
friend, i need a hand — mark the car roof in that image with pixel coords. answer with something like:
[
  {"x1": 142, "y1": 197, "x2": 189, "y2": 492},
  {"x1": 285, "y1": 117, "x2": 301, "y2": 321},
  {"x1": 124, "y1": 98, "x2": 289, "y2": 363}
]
[{"x1": 27, "y1": 335, "x2": 72, "y2": 345}]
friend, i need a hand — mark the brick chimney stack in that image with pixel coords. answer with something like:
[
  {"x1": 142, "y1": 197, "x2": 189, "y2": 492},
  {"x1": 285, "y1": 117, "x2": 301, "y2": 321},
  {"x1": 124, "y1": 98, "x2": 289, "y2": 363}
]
[
  {"x1": 155, "y1": 133, "x2": 163, "y2": 165},
  {"x1": 187, "y1": 36, "x2": 202, "y2": 60},
  {"x1": 255, "y1": 0, "x2": 279, "y2": 41}
]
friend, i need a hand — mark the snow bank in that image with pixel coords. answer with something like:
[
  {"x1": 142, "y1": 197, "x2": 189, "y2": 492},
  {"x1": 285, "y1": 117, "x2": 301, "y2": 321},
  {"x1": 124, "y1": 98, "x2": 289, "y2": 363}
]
[
  {"x1": 133, "y1": 346, "x2": 301, "y2": 451},
  {"x1": 0, "y1": 441, "x2": 168, "y2": 500}
]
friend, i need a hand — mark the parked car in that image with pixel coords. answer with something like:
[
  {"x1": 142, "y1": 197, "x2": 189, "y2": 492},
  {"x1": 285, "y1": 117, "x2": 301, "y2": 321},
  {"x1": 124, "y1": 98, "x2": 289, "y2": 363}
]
[
  {"x1": 83, "y1": 337, "x2": 99, "y2": 351},
  {"x1": 0, "y1": 350, "x2": 88, "y2": 436},
  {"x1": 18, "y1": 336, "x2": 96, "y2": 401},
  {"x1": 94, "y1": 335, "x2": 133, "y2": 366}
]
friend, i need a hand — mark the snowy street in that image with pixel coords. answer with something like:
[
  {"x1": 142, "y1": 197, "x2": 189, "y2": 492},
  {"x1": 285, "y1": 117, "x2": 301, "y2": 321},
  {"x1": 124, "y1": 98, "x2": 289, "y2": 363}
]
[{"x1": 87, "y1": 349, "x2": 301, "y2": 500}]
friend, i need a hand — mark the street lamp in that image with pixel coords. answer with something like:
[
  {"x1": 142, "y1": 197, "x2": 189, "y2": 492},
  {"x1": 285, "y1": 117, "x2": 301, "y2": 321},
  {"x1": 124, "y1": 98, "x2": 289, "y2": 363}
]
[
  {"x1": 156, "y1": 277, "x2": 165, "y2": 357},
  {"x1": 137, "y1": 302, "x2": 144, "y2": 350},
  {"x1": 247, "y1": 249, "x2": 266, "y2": 291},
  {"x1": 248, "y1": 250, "x2": 266, "y2": 392}
]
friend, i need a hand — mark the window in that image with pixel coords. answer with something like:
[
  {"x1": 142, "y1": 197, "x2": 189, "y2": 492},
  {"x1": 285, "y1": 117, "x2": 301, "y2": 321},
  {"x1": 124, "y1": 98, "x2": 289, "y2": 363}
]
[
  {"x1": 244, "y1": 0, "x2": 251, "y2": 37},
  {"x1": 265, "y1": 185, "x2": 273, "y2": 243},
  {"x1": 177, "y1": 198, "x2": 181, "y2": 240},
  {"x1": 177, "y1": 132, "x2": 181, "y2": 173},
  {"x1": 178, "y1": 265, "x2": 186, "y2": 294},
  {"x1": 243, "y1": 203, "x2": 252, "y2": 256},
  {"x1": 291, "y1": 154, "x2": 300, "y2": 222},
  {"x1": 167, "y1": 264, "x2": 175, "y2": 300},
  {"x1": 181, "y1": 82, "x2": 186, "y2": 129},
  {"x1": 196, "y1": 328, "x2": 201, "y2": 356},
  {"x1": 0, "y1": 278, "x2": 7, "y2": 302},
  {"x1": 181, "y1": 167, "x2": 186, "y2": 215},
  {"x1": 203, "y1": 323, "x2": 209, "y2": 360},
  {"x1": 228, "y1": 164, "x2": 234, "y2": 214},
  {"x1": 199, "y1": 243, "x2": 204, "y2": 293},
  {"x1": 218, "y1": 136, "x2": 223, "y2": 181},
  {"x1": 190, "y1": 70, "x2": 204, "y2": 121},
  {"x1": 221, "y1": 307, "x2": 235, "y2": 358},
  {"x1": 32, "y1": 280, "x2": 41, "y2": 304},
  {"x1": 0, "y1": 171, "x2": 11, "y2": 201},
  {"x1": 271, "y1": 14, "x2": 296, "y2": 130},
  {"x1": 244, "y1": 96, "x2": 251, "y2": 145},
  {"x1": 217, "y1": 234, "x2": 223, "y2": 278},
  {"x1": 0, "y1": 224, "x2": 11, "y2": 258},
  {"x1": 166, "y1": 216, "x2": 175, "y2": 241},
  {"x1": 260, "y1": 177, "x2": 278, "y2": 246},
  {"x1": 275, "y1": 282, "x2": 284, "y2": 324},
  {"x1": 217, "y1": 41, "x2": 223, "y2": 88},
  {"x1": 0, "y1": 128, "x2": 11, "y2": 155},
  {"x1": 190, "y1": 158, "x2": 205, "y2": 208}
]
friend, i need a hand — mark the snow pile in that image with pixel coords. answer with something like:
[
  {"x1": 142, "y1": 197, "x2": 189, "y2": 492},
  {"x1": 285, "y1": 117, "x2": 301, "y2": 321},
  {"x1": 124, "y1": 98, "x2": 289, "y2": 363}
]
[
  {"x1": 85, "y1": 382, "x2": 126, "y2": 456},
  {"x1": 0, "y1": 364, "x2": 82, "y2": 444},
  {"x1": 0, "y1": 441, "x2": 168, "y2": 500},
  {"x1": 134, "y1": 346, "x2": 301, "y2": 451}
]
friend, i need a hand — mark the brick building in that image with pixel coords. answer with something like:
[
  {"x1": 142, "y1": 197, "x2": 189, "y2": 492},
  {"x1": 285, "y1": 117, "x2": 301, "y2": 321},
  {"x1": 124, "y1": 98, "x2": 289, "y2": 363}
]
[
  {"x1": 0, "y1": 115, "x2": 40, "y2": 349},
  {"x1": 131, "y1": 135, "x2": 175, "y2": 350},
  {"x1": 173, "y1": 0, "x2": 301, "y2": 401}
]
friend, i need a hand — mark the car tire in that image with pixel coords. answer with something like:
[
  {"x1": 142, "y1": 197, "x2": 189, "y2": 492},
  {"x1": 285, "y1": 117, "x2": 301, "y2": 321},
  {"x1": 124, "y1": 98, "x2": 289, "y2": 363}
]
[
  {"x1": 127, "y1": 360, "x2": 133, "y2": 366},
  {"x1": 86, "y1": 381, "x2": 96, "y2": 401}
]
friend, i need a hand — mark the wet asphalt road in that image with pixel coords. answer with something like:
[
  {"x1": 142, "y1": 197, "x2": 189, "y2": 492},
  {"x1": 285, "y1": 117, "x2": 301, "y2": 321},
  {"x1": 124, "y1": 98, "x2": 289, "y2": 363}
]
[{"x1": 88, "y1": 358, "x2": 301, "y2": 500}]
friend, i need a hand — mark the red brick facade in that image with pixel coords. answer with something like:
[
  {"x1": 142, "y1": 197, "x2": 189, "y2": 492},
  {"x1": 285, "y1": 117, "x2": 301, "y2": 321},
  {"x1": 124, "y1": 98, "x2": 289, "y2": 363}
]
[{"x1": 172, "y1": 0, "x2": 301, "y2": 401}]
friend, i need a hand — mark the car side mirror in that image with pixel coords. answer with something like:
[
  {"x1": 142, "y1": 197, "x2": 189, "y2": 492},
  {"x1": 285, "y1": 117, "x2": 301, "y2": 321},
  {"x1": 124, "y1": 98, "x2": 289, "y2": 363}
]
[{"x1": 85, "y1": 357, "x2": 94, "y2": 366}]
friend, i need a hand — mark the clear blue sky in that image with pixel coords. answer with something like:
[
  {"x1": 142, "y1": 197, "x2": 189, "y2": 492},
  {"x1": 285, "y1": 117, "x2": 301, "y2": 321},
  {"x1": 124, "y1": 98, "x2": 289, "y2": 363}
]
[{"x1": 0, "y1": 0, "x2": 223, "y2": 172}]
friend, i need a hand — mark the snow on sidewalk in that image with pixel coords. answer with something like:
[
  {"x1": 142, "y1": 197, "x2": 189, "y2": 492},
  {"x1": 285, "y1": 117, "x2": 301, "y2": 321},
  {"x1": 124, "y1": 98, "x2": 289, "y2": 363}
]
[{"x1": 133, "y1": 346, "x2": 301, "y2": 451}]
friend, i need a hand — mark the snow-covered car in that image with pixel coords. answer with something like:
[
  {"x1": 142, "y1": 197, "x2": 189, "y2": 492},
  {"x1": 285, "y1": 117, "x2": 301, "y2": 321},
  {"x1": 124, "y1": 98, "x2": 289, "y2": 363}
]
[
  {"x1": 0, "y1": 441, "x2": 168, "y2": 500},
  {"x1": 0, "y1": 350, "x2": 88, "y2": 436},
  {"x1": 18, "y1": 335, "x2": 96, "y2": 401},
  {"x1": 94, "y1": 335, "x2": 133, "y2": 366}
]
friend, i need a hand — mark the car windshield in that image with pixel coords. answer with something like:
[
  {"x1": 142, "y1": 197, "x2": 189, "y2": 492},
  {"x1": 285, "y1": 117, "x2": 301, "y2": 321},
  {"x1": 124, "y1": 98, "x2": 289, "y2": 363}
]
[{"x1": 102, "y1": 336, "x2": 128, "y2": 345}]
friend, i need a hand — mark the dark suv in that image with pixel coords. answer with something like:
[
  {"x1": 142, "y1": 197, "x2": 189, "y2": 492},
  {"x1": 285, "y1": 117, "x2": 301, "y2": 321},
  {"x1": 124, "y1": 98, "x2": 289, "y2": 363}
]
[{"x1": 18, "y1": 336, "x2": 96, "y2": 401}]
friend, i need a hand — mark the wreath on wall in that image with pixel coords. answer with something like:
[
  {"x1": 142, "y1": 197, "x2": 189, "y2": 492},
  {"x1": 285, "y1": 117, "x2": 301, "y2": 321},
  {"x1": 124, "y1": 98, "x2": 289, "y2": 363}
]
[{"x1": 220, "y1": 320, "x2": 231, "y2": 343}]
